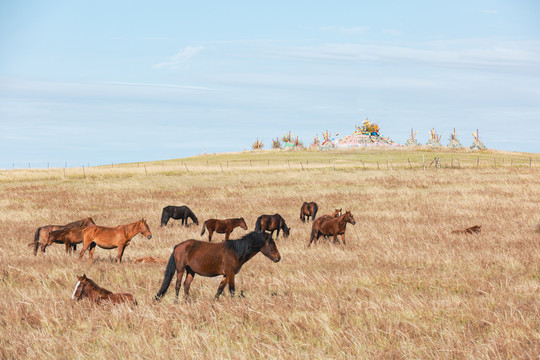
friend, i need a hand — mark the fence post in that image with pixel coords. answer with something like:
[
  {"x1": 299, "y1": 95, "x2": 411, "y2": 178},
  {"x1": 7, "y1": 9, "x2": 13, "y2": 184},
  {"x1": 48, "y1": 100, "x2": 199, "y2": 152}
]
[
  {"x1": 422, "y1": 155, "x2": 425, "y2": 171},
  {"x1": 530, "y1": 158, "x2": 532, "y2": 168},
  {"x1": 82, "y1": 165, "x2": 86, "y2": 179},
  {"x1": 477, "y1": 157, "x2": 479, "y2": 169},
  {"x1": 220, "y1": 163, "x2": 224, "y2": 173},
  {"x1": 145, "y1": 165, "x2": 147, "y2": 175},
  {"x1": 300, "y1": 162, "x2": 304, "y2": 171},
  {"x1": 408, "y1": 159, "x2": 412, "y2": 169}
]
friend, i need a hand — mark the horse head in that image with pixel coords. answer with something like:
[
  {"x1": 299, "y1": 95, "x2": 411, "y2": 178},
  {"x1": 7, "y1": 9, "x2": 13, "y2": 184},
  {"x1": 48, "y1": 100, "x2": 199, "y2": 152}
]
[
  {"x1": 72, "y1": 274, "x2": 88, "y2": 300},
  {"x1": 261, "y1": 232, "x2": 281, "y2": 263},
  {"x1": 240, "y1": 218, "x2": 248, "y2": 230},
  {"x1": 333, "y1": 209, "x2": 342, "y2": 217},
  {"x1": 139, "y1": 219, "x2": 152, "y2": 239},
  {"x1": 344, "y1": 211, "x2": 356, "y2": 225},
  {"x1": 283, "y1": 226, "x2": 291, "y2": 238}
]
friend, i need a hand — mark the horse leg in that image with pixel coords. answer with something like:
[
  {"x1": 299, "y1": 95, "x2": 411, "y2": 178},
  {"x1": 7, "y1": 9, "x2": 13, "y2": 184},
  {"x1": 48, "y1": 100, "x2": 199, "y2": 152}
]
[
  {"x1": 208, "y1": 229, "x2": 213, "y2": 242},
  {"x1": 333, "y1": 234, "x2": 339, "y2": 244},
  {"x1": 65, "y1": 242, "x2": 71, "y2": 254},
  {"x1": 227, "y1": 272, "x2": 236, "y2": 297},
  {"x1": 225, "y1": 231, "x2": 231, "y2": 241},
  {"x1": 275, "y1": 228, "x2": 280, "y2": 239},
  {"x1": 174, "y1": 268, "x2": 185, "y2": 304},
  {"x1": 79, "y1": 239, "x2": 91, "y2": 260},
  {"x1": 72, "y1": 244, "x2": 77, "y2": 254},
  {"x1": 183, "y1": 270, "x2": 195, "y2": 303},
  {"x1": 214, "y1": 277, "x2": 228, "y2": 300},
  {"x1": 117, "y1": 245, "x2": 126, "y2": 263},
  {"x1": 88, "y1": 242, "x2": 97, "y2": 264},
  {"x1": 342, "y1": 233, "x2": 346, "y2": 245}
]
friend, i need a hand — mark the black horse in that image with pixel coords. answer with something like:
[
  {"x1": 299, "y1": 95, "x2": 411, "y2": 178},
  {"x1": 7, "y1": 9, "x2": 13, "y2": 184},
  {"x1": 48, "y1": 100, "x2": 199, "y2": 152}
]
[
  {"x1": 160, "y1": 206, "x2": 199, "y2": 227},
  {"x1": 254, "y1": 214, "x2": 290, "y2": 239}
]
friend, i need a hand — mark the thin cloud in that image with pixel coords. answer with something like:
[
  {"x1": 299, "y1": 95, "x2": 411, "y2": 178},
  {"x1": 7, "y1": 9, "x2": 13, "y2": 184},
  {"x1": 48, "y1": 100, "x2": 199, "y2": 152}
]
[
  {"x1": 100, "y1": 81, "x2": 212, "y2": 91},
  {"x1": 320, "y1": 26, "x2": 369, "y2": 35},
  {"x1": 153, "y1": 45, "x2": 204, "y2": 70},
  {"x1": 480, "y1": 9, "x2": 498, "y2": 14}
]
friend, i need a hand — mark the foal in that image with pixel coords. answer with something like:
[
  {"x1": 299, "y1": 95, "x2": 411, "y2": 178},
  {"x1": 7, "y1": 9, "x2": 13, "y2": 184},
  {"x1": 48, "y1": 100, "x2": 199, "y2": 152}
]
[{"x1": 72, "y1": 274, "x2": 136, "y2": 305}]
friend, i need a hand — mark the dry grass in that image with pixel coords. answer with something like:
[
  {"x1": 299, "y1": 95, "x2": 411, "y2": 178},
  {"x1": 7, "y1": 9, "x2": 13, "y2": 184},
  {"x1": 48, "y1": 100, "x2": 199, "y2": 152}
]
[{"x1": 0, "y1": 150, "x2": 539, "y2": 359}]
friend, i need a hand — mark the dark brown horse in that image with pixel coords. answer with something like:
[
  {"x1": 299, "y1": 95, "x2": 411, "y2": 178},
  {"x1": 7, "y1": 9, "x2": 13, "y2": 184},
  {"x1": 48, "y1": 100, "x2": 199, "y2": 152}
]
[
  {"x1": 72, "y1": 274, "x2": 136, "y2": 305},
  {"x1": 79, "y1": 219, "x2": 152, "y2": 264},
  {"x1": 161, "y1": 205, "x2": 199, "y2": 227},
  {"x1": 45, "y1": 221, "x2": 96, "y2": 254},
  {"x1": 300, "y1": 202, "x2": 318, "y2": 222},
  {"x1": 31, "y1": 217, "x2": 95, "y2": 255},
  {"x1": 309, "y1": 211, "x2": 356, "y2": 247},
  {"x1": 201, "y1": 218, "x2": 248, "y2": 242},
  {"x1": 254, "y1": 214, "x2": 290, "y2": 239},
  {"x1": 155, "y1": 231, "x2": 281, "y2": 302}
]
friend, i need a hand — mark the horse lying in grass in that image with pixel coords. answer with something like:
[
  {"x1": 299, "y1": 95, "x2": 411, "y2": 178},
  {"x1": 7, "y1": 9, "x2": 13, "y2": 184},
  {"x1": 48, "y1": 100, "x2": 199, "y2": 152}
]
[
  {"x1": 254, "y1": 214, "x2": 290, "y2": 239},
  {"x1": 79, "y1": 219, "x2": 152, "y2": 264},
  {"x1": 31, "y1": 217, "x2": 95, "y2": 255},
  {"x1": 201, "y1": 217, "x2": 248, "y2": 242},
  {"x1": 72, "y1": 274, "x2": 136, "y2": 305},
  {"x1": 309, "y1": 211, "x2": 356, "y2": 246},
  {"x1": 154, "y1": 231, "x2": 281, "y2": 302}
]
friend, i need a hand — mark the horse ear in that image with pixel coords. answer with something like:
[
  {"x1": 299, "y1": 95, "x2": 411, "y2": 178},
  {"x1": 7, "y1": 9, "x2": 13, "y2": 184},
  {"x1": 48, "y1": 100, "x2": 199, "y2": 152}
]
[{"x1": 82, "y1": 274, "x2": 87, "y2": 279}]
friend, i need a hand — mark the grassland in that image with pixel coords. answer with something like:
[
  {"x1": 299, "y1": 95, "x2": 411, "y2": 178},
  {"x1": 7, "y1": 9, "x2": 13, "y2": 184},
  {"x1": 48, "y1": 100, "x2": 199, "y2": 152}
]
[{"x1": 0, "y1": 148, "x2": 539, "y2": 359}]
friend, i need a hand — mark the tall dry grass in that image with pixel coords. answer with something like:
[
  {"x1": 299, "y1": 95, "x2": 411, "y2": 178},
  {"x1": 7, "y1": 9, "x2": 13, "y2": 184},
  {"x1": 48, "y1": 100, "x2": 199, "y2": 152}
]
[{"x1": 0, "y1": 152, "x2": 539, "y2": 359}]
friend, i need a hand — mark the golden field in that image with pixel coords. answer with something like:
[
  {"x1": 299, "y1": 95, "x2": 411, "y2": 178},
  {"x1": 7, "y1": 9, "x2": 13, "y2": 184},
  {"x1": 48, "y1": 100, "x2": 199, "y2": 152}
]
[{"x1": 0, "y1": 148, "x2": 539, "y2": 359}]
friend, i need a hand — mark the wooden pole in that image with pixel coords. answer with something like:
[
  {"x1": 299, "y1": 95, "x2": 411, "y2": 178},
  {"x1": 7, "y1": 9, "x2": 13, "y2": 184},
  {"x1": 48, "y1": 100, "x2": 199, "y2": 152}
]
[
  {"x1": 184, "y1": 164, "x2": 189, "y2": 172},
  {"x1": 300, "y1": 162, "x2": 304, "y2": 171},
  {"x1": 82, "y1": 165, "x2": 86, "y2": 179},
  {"x1": 408, "y1": 159, "x2": 412, "y2": 169},
  {"x1": 144, "y1": 165, "x2": 147, "y2": 175},
  {"x1": 220, "y1": 163, "x2": 224, "y2": 173},
  {"x1": 477, "y1": 157, "x2": 479, "y2": 169},
  {"x1": 422, "y1": 155, "x2": 425, "y2": 171}
]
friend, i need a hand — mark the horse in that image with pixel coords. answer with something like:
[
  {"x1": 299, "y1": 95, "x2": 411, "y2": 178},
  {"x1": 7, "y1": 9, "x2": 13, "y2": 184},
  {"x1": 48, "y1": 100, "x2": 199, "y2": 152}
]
[
  {"x1": 72, "y1": 274, "x2": 136, "y2": 305},
  {"x1": 451, "y1": 225, "x2": 481, "y2": 234},
  {"x1": 201, "y1": 218, "x2": 248, "y2": 242},
  {"x1": 154, "y1": 231, "x2": 281, "y2": 302},
  {"x1": 161, "y1": 205, "x2": 199, "y2": 227},
  {"x1": 309, "y1": 211, "x2": 356, "y2": 247},
  {"x1": 31, "y1": 217, "x2": 95, "y2": 255},
  {"x1": 254, "y1": 214, "x2": 290, "y2": 239},
  {"x1": 134, "y1": 256, "x2": 167, "y2": 265},
  {"x1": 300, "y1": 202, "x2": 318, "y2": 222},
  {"x1": 79, "y1": 219, "x2": 152, "y2": 264},
  {"x1": 45, "y1": 221, "x2": 96, "y2": 255}
]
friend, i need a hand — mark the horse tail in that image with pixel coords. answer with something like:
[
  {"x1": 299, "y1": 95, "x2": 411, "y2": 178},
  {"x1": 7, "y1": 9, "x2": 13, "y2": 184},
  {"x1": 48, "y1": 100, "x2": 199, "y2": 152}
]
[
  {"x1": 300, "y1": 205, "x2": 305, "y2": 222},
  {"x1": 254, "y1": 216, "x2": 262, "y2": 231},
  {"x1": 201, "y1": 221, "x2": 207, "y2": 236},
  {"x1": 154, "y1": 245, "x2": 178, "y2": 301},
  {"x1": 160, "y1": 208, "x2": 169, "y2": 227},
  {"x1": 33, "y1": 227, "x2": 42, "y2": 255},
  {"x1": 312, "y1": 203, "x2": 318, "y2": 220}
]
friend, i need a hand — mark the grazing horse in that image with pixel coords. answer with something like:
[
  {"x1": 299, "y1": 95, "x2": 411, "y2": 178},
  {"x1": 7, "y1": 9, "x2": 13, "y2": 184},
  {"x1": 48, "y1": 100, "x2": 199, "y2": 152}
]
[
  {"x1": 309, "y1": 211, "x2": 356, "y2": 247},
  {"x1": 201, "y1": 218, "x2": 248, "y2": 242},
  {"x1": 46, "y1": 221, "x2": 96, "y2": 255},
  {"x1": 31, "y1": 217, "x2": 95, "y2": 255},
  {"x1": 161, "y1": 205, "x2": 199, "y2": 227},
  {"x1": 72, "y1": 274, "x2": 136, "y2": 305},
  {"x1": 79, "y1": 219, "x2": 152, "y2": 264},
  {"x1": 254, "y1": 214, "x2": 290, "y2": 239},
  {"x1": 300, "y1": 202, "x2": 318, "y2": 222},
  {"x1": 155, "y1": 231, "x2": 280, "y2": 302}
]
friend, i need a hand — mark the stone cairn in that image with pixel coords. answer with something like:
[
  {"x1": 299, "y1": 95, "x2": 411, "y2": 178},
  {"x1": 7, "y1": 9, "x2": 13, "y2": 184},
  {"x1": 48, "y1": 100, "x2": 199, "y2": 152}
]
[
  {"x1": 426, "y1": 128, "x2": 442, "y2": 147},
  {"x1": 470, "y1": 129, "x2": 486, "y2": 150},
  {"x1": 447, "y1": 128, "x2": 463, "y2": 149},
  {"x1": 405, "y1": 129, "x2": 420, "y2": 146}
]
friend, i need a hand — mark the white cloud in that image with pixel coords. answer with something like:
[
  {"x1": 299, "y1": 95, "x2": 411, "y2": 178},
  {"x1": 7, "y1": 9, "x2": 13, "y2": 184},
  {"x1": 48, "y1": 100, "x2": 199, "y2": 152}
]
[{"x1": 153, "y1": 45, "x2": 204, "y2": 70}]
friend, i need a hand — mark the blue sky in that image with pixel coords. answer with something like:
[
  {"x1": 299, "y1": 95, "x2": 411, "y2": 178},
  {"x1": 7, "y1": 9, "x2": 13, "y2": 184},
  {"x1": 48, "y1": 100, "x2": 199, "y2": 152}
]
[{"x1": 1, "y1": 1, "x2": 539, "y2": 168}]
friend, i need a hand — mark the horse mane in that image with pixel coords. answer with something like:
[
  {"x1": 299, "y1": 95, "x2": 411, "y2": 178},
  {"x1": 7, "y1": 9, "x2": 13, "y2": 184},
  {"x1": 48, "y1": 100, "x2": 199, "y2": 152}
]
[
  {"x1": 84, "y1": 277, "x2": 113, "y2": 297},
  {"x1": 279, "y1": 215, "x2": 289, "y2": 231},
  {"x1": 225, "y1": 231, "x2": 265, "y2": 261}
]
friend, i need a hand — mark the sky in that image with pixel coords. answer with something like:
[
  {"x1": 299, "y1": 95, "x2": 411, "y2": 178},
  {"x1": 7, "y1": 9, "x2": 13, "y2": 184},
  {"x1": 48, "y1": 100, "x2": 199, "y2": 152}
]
[{"x1": 1, "y1": 0, "x2": 539, "y2": 168}]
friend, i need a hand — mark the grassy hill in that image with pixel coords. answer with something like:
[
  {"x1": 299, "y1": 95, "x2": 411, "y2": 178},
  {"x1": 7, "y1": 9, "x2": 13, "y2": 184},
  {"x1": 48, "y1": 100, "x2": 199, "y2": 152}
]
[{"x1": 0, "y1": 148, "x2": 539, "y2": 359}]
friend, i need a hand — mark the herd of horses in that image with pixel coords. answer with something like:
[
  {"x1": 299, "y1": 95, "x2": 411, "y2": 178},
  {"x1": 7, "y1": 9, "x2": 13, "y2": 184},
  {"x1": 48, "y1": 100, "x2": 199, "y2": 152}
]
[{"x1": 33, "y1": 203, "x2": 356, "y2": 305}]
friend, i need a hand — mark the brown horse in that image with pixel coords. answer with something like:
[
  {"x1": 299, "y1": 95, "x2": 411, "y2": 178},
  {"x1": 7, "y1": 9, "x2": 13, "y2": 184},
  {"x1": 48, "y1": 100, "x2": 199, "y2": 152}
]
[
  {"x1": 31, "y1": 217, "x2": 95, "y2": 255},
  {"x1": 309, "y1": 211, "x2": 356, "y2": 246},
  {"x1": 451, "y1": 225, "x2": 481, "y2": 234},
  {"x1": 72, "y1": 274, "x2": 136, "y2": 305},
  {"x1": 79, "y1": 219, "x2": 152, "y2": 264},
  {"x1": 45, "y1": 221, "x2": 96, "y2": 255},
  {"x1": 155, "y1": 231, "x2": 281, "y2": 302},
  {"x1": 201, "y1": 218, "x2": 248, "y2": 242},
  {"x1": 254, "y1": 214, "x2": 290, "y2": 239},
  {"x1": 300, "y1": 202, "x2": 319, "y2": 222}
]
